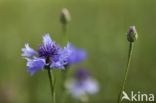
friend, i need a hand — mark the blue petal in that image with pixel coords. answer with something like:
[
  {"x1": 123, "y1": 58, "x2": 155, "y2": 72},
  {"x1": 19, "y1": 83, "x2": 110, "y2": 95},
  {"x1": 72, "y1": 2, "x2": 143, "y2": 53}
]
[
  {"x1": 26, "y1": 58, "x2": 46, "y2": 75},
  {"x1": 43, "y1": 34, "x2": 53, "y2": 45},
  {"x1": 64, "y1": 42, "x2": 87, "y2": 64},
  {"x1": 50, "y1": 55, "x2": 66, "y2": 69},
  {"x1": 50, "y1": 61, "x2": 65, "y2": 69},
  {"x1": 50, "y1": 43, "x2": 87, "y2": 68},
  {"x1": 21, "y1": 44, "x2": 37, "y2": 58},
  {"x1": 38, "y1": 34, "x2": 61, "y2": 57},
  {"x1": 72, "y1": 49, "x2": 86, "y2": 63}
]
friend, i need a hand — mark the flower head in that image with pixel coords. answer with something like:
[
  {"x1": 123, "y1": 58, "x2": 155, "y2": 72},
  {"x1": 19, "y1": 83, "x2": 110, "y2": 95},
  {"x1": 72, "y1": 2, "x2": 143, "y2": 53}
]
[
  {"x1": 127, "y1": 26, "x2": 138, "y2": 42},
  {"x1": 22, "y1": 34, "x2": 87, "y2": 75},
  {"x1": 22, "y1": 34, "x2": 63, "y2": 75},
  {"x1": 60, "y1": 8, "x2": 71, "y2": 25},
  {"x1": 65, "y1": 69, "x2": 99, "y2": 102}
]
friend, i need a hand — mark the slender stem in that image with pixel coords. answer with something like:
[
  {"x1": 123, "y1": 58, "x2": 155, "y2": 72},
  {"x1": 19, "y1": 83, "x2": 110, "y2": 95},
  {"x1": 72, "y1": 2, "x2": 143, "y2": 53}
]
[
  {"x1": 62, "y1": 24, "x2": 69, "y2": 44},
  {"x1": 62, "y1": 24, "x2": 67, "y2": 34},
  {"x1": 48, "y1": 69, "x2": 56, "y2": 103},
  {"x1": 62, "y1": 67, "x2": 69, "y2": 86},
  {"x1": 61, "y1": 67, "x2": 69, "y2": 103},
  {"x1": 118, "y1": 42, "x2": 134, "y2": 103}
]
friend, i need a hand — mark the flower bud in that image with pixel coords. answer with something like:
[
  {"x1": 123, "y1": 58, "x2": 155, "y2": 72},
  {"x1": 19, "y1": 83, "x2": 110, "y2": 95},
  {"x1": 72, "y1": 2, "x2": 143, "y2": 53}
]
[
  {"x1": 60, "y1": 8, "x2": 71, "y2": 25},
  {"x1": 127, "y1": 26, "x2": 138, "y2": 42}
]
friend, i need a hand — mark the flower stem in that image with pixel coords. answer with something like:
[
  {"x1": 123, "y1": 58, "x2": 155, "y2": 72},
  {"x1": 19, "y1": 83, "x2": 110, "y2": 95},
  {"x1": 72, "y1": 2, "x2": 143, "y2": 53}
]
[
  {"x1": 62, "y1": 67, "x2": 69, "y2": 85},
  {"x1": 62, "y1": 24, "x2": 69, "y2": 44},
  {"x1": 61, "y1": 67, "x2": 69, "y2": 103},
  {"x1": 47, "y1": 69, "x2": 56, "y2": 103},
  {"x1": 62, "y1": 24, "x2": 67, "y2": 34},
  {"x1": 118, "y1": 42, "x2": 134, "y2": 103}
]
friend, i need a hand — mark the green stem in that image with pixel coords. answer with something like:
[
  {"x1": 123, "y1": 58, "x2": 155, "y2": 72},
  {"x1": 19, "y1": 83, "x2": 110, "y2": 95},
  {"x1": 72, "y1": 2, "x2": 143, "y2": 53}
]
[
  {"x1": 48, "y1": 69, "x2": 56, "y2": 103},
  {"x1": 61, "y1": 67, "x2": 69, "y2": 103},
  {"x1": 118, "y1": 42, "x2": 134, "y2": 103},
  {"x1": 62, "y1": 24, "x2": 67, "y2": 34},
  {"x1": 62, "y1": 24, "x2": 69, "y2": 44},
  {"x1": 62, "y1": 67, "x2": 69, "y2": 85}
]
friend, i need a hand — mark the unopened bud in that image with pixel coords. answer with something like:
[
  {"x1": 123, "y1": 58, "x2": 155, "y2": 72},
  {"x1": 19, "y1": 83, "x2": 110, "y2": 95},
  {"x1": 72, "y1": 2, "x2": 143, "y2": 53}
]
[
  {"x1": 60, "y1": 8, "x2": 71, "y2": 25},
  {"x1": 127, "y1": 26, "x2": 138, "y2": 42}
]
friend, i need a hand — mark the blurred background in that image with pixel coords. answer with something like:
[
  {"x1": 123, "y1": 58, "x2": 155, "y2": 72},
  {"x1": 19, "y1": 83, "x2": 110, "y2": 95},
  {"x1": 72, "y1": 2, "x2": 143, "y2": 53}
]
[{"x1": 0, "y1": 0, "x2": 156, "y2": 103}]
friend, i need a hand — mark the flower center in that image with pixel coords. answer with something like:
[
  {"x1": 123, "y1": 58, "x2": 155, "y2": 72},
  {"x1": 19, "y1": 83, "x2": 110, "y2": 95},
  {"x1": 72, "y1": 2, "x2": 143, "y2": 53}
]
[{"x1": 38, "y1": 44, "x2": 59, "y2": 58}]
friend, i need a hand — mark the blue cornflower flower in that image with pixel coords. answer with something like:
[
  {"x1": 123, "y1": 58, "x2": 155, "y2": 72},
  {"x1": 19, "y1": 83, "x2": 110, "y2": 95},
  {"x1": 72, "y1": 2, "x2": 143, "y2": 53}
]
[
  {"x1": 22, "y1": 34, "x2": 63, "y2": 75},
  {"x1": 22, "y1": 34, "x2": 87, "y2": 75},
  {"x1": 65, "y1": 69, "x2": 99, "y2": 102}
]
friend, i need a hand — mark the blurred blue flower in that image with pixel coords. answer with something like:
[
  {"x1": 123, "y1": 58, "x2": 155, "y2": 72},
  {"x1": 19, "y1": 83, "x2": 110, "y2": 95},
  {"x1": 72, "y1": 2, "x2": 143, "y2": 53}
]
[
  {"x1": 75, "y1": 68, "x2": 89, "y2": 80},
  {"x1": 22, "y1": 34, "x2": 87, "y2": 75},
  {"x1": 63, "y1": 43, "x2": 87, "y2": 65},
  {"x1": 65, "y1": 69, "x2": 99, "y2": 102}
]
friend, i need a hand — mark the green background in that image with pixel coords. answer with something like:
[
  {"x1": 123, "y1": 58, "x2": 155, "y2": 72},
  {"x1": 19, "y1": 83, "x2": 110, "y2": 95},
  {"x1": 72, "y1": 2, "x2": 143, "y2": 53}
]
[{"x1": 0, "y1": 0, "x2": 156, "y2": 103}]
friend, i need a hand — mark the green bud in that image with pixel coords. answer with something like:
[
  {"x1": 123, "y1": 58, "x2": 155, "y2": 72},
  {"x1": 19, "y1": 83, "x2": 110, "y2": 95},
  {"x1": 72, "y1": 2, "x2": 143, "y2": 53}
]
[
  {"x1": 60, "y1": 8, "x2": 71, "y2": 25},
  {"x1": 127, "y1": 26, "x2": 138, "y2": 42}
]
